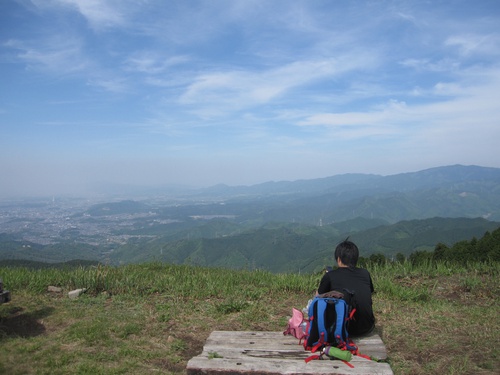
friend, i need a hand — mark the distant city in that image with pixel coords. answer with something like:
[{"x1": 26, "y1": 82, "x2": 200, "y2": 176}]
[{"x1": 0, "y1": 198, "x2": 170, "y2": 246}]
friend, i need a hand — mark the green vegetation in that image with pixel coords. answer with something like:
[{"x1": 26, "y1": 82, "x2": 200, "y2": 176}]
[
  {"x1": 360, "y1": 226, "x2": 500, "y2": 266},
  {"x1": 107, "y1": 217, "x2": 499, "y2": 272},
  {"x1": 1, "y1": 260, "x2": 498, "y2": 375}
]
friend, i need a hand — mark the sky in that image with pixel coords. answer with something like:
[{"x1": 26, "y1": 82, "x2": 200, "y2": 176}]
[{"x1": 1, "y1": 0, "x2": 500, "y2": 198}]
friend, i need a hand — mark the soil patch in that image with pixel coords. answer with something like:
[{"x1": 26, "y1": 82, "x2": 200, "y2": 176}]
[{"x1": 0, "y1": 306, "x2": 54, "y2": 338}]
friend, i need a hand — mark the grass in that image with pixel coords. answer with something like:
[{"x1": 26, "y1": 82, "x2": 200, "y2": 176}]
[
  {"x1": 0, "y1": 261, "x2": 498, "y2": 374},
  {"x1": 372, "y1": 261, "x2": 499, "y2": 374}
]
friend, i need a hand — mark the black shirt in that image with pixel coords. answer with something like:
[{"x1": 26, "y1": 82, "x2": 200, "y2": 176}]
[{"x1": 317, "y1": 267, "x2": 375, "y2": 336}]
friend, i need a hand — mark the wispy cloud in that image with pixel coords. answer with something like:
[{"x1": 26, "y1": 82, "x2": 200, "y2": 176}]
[
  {"x1": 400, "y1": 58, "x2": 461, "y2": 73},
  {"x1": 4, "y1": 36, "x2": 130, "y2": 93},
  {"x1": 297, "y1": 100, "x2": 406, "y2": 141},
  {"x1": 123, "y1": 52, "x2": 190, "y2": 75},
  {"x1": 298, "y1": 64, "x2": 500, "y2": 143},
  {"x1": 4, "y1": 36, "x2": 89, "y2": 75},
  {"x1": 29, "y1": 0, "x2": 128, "y2": 30},
  {"x1": 445, "y1": 33, "x2": 500, "y2": 57},
  {"x1": 179, "y1": 55, "x2": 372, "y2": 116},
  {"x1": 87, "y1": 76, "x2": 129, "y2": 93}
]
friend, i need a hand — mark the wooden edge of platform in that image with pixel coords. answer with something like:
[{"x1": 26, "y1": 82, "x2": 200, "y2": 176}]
[{"x1": 186, "y1": 331, "x2": 393, "y2": 375}]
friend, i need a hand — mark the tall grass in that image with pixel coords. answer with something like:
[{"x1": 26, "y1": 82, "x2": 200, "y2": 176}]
[
  {"x1": 1, "y1": 260, "x2": 498, "y2": 375},
  {"x1": 0, "y1": 263, "x2": 319, "y2": 299}
]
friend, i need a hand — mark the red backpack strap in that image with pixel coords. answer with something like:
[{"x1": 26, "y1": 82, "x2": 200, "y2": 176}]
[
  {"x1": 304, "y1": 354, "x2": 321, "y2": 363},
  {"x1": 356, "y1": 352, "x2": 372, "y2": 360},
  {"x1": 342, "y1": 360, "x2": 355, "y2": 368},
  {"x1": 349, "y1": 307, "x2": 356, "y2": 320},
  {"x1": 310, "y1": 332, "x2": 326, "y2": 353}
]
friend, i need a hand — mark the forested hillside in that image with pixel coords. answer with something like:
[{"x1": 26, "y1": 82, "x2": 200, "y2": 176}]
[
  {"x1": 409, "y1": 226, "x2": 500, "y2": 264},
  {"x1": 108, "y1": 217, "x2": 499, "y2": 272}
]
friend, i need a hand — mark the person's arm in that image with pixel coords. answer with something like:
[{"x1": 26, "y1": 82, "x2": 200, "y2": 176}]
[{"x1": 317, "y1": 273, "x2": 331, "y2": 295}]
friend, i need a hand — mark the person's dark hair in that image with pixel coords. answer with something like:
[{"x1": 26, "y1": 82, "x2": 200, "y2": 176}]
[{"x1": 334, "y1": 238, "x2": 359, "y2": 268}]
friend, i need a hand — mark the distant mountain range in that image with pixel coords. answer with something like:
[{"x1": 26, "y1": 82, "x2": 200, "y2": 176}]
[
  {"x1": 1, "y1": 164, "x2": 500, "y2": 272},
  {"x1": 199, "y1": 164, "x2": 500, "y2": 196},
  {"x1": 174, "y1": 164, "x2": 500, "y2": 224}
]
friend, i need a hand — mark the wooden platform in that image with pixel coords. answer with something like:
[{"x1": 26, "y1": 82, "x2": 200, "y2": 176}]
[{"x1": 187, "y1": 331, "x2": 393, "y2": 375}]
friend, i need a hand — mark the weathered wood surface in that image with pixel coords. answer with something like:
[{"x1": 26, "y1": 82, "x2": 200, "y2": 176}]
[{"x1": 187, "y1": 331, "x2": 393, "y2": 375}]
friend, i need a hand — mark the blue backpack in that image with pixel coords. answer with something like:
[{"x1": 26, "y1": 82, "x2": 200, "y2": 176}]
[{"x1": 303, "y1": 291, "x2": 357, "y2": 354}]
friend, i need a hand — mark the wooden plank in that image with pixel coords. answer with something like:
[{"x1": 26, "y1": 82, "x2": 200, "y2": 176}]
[
  {"x1": 200, "y1": 331, "x2": 387, "y2": 360},
  {"x1": 186, "y1": 331, "x2": 393, "y2": 375}
]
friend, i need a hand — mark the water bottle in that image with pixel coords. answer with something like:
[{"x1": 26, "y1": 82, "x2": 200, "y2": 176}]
[
  {"x1": 323, "y1": 346, "x2": 352, "y2": 361},
  {"x1": 302, "y1": 299, "x2": 313, "y2": 315},
  {"x1": 299, "y1": 321, "x2": 307, "y2": 334}
]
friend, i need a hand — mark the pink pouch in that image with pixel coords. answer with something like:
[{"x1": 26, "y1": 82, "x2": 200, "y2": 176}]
[{"x1": 283, "y1": 308, "x2": 306, "y2": 340}]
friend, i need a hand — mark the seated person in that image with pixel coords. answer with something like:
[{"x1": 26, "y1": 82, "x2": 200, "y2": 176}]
[{"x1": 317, "y1": 239, "x2": 375, "y2": 336}]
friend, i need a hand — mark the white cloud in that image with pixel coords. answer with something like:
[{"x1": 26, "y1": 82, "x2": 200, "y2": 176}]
[
  {"x1": 179, "y1": 56, "x2": 369, "y2": 117},
  {"x1": 445, "y1": 33, "x2": 500, "y2": 57},
  {"x1": 4, "y1": 36, "x2": 129, "y2": 93},
  {"x1": 432, "y1": 82, "x2": 463, "y2": 96},
  {"x1": 5, "y1": 36, "x2": 89, "y2": 74},
  {"x1": 29, "y1": 0, "x2": 127, "y2": 30},
  {"x1": 296, "y1": 100, "x2": 408, "y2": 141},
  {"x1": 87, "y1": 76, "x2": 128, "y2": 93},
  {"x1": 124, "y1": 52, "x2": 190, "y2": 75},
  {"x1": 400, "y1": 58, "x2": 461, "y2": 73},
  {"x1": 298, "y1": 64, "x2": 500, "y2": 146}
]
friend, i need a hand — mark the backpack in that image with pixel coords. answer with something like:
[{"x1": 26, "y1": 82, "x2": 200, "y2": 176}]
[
  {"x1": 284, "y1": 290, "x2": 372, "y2": 365},
  {"x1": 303, "y1": 290, "x2": 357, "y2": 354}
]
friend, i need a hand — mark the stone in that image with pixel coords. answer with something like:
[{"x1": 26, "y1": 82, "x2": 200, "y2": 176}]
[{"x1": 68, "y1": 288, "x2": 87, "y2": 299}]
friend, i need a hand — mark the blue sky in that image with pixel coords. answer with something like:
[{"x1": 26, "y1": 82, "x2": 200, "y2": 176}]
[{"x1": 1, "y1": 0, "x2": 500, "y2": 197}]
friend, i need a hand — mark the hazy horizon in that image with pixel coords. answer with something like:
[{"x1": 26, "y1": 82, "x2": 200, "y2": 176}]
[
  {"x1": 2, "y1": 1, "x2": 500, "y2": 198},
  {"x1": 0, "y1": 163, "x2": 496, "y2": 201}
]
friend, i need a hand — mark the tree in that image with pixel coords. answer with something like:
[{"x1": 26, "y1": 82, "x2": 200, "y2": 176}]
[
  {"x1": 395, "y1": 252, "x2": 406, "y2": 263},
  {"x1": 409, "y1": 250, "x2": 432, "y2": 265},
  {"x1": 369, "y1": 253, "x2": 387, "y2": 265},
  {"x1": 433, "y1": 242, "x2": 449, "y2": 261}
]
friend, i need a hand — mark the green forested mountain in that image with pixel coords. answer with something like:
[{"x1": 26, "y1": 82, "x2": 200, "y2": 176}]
[
  {"x1": 187, "y1": 165, "x2": 500, "y2": 223},
  {"x1": 0, "y1": 239, "x2": 102, "y2": 264},
  {"x1": 432, "y1": 226, "x2": 500, "y2": 262},
  {"x1": 405, "y1": 226, "x2": 500, "y2": 264},
  {"x1": 349, "y1": 217, "x2": 499, "y2": 255},
  {"x1": 108, "y1": 217, "x2": 499, "y2": 273},
  {"x1": 0, "y1": 258, "x2": 100, "y2": 269}
]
